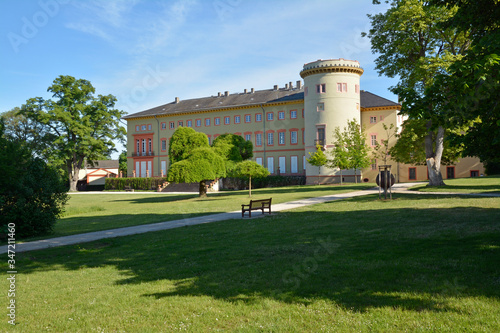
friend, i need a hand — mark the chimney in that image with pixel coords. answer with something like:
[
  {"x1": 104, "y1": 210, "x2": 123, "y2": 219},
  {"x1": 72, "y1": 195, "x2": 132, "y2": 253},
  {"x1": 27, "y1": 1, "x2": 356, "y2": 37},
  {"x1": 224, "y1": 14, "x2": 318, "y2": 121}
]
[
  {"x1": 251, "y1": 88, "x2": 254, "y2": 93},
  {"x1": 285, "y1": 83, "x2": 289, "y2": 89},
  {"x1": 273, "y1": 85, "x2": 278, "y2": 90},
  {"x1": 289, "y1": 81, "x2": 293, "y2": 89},
  {"x1": 175, "y1": 97, "x2": 180, "y2": 103},
  {"x1": 218, "y1": 92, "x2": 222, "y2": 97},
  {"x1": 225, "y1": 91, "x2": 229, "y2": 97},
  {"x1": 296, "y1": 80, "x2": 302, "y2": 89},
  {"x1": 244, "y1": 88, "x2": 248, "y2": 94}
]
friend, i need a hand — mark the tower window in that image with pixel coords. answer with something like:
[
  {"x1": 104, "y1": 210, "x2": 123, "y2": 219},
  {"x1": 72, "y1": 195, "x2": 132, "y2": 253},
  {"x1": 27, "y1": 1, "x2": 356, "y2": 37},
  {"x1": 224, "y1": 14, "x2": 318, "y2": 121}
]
[
  {"x1": 337, "y1": 83, "x2": 347, "y2": 93},
  {"x1": 317, "y1": 103, "x2": 325, "y2": 112},
  {"x1": 371, "y1": 134, "x2": 377, "y2": 146},
  {"x1": 370, "y1": 116, "x2": 377, "y2": 123},
  {"x1": 316, "y1": 84, "x2": 326, "y2": 94}
]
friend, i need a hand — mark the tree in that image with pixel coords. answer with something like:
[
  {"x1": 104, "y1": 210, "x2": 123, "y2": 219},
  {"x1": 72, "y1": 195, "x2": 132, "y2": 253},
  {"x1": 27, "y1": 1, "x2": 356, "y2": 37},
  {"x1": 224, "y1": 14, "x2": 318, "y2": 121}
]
[
  {"x1": 20, "y1": 76, "x2": 126, "y2": 191},
  {"x1": 307, "y1": 145, "x2": 328, "y2": 185},
  {"x1": 212, "y1": 133, "x2": 253, "y2": 173},
  {"x1": 0, "y1": 120, "x2": 68, "y2": 238},
  {"x1": 373, "y1": 123, "x2": 397, "y2": 166},
  {"x1": 168, "y1": 126, "x2": 209, "y2": 165},
  {"x1": 118, "y1": 150, "x2": 127, "y2": 176},
  {"x1": 329, "y1": 126, "x2": 351, "y2": 185},
  {"x1": 167, "y1": 128, "x2": 226, "y2": 197},
  {"x1": 364, "y1": 0, "x2": 472, "y2": 186},
  {"x1": 231, "y1": 160, "x2": 270, "y2": 197},
  {"x1": 425, "y1": 0, "x2": 500, "y2": 174},
  {"x1": 346, "y1": 119, "x2": 372, "y2": 183}
]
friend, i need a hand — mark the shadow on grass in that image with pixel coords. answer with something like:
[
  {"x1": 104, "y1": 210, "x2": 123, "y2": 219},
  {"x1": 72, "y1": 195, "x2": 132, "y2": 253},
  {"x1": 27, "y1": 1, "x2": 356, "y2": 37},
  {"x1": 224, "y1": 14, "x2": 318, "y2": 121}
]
[{"x1": 15, "y1": 198, "x2": 500, "y2": 313}]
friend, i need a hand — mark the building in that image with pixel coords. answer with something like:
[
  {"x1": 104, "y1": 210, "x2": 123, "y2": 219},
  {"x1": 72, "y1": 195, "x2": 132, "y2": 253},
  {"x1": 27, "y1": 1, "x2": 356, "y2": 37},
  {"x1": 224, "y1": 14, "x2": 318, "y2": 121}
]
[
  {"x1": 123, "y1": 58, "x2": 484, "y2": 184},
  {"x1": 77, "y1": 160, "x2": 119, "y2": 190}
]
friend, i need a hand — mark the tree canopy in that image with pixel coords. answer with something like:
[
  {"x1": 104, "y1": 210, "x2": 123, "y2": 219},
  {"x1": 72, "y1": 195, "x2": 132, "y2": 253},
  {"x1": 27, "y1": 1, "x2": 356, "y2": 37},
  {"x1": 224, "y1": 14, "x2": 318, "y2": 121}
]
[
  {"x1": 211, "y1": 133, "x2": 253, "y2": 173},
  {"x1": 364, "y1": 0, "x2": 472, "y2": 185},
  {"x1": 307, "y1": 145, "x2": 328, "y2": 185},
  {"x1": 231, "y1": 160, "x2": 269, "y2": 197},
  {"x1": 167, "y1": 128, "x2": 226, "y2": 197},
  {"x1": 20, "y1": 75, "x2": 126, "y2": 191}
]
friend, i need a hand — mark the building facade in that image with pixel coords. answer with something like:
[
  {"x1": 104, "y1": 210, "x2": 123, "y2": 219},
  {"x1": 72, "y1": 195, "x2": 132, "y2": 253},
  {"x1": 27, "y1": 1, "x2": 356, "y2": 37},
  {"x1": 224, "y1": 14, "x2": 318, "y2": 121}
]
[{"x1": 123, "y1": 59, "x2": 484, "y2": 184}]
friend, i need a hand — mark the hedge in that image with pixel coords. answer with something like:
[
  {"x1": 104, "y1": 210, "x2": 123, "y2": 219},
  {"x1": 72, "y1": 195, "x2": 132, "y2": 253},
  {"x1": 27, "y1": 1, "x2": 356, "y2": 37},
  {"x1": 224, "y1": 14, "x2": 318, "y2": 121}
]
[
  {"x1": 104, "y1": 177, "x2": 169, "y2": 191},
  {"x1": 222, "y1": 175, "x2": 306, "y2": 190}
]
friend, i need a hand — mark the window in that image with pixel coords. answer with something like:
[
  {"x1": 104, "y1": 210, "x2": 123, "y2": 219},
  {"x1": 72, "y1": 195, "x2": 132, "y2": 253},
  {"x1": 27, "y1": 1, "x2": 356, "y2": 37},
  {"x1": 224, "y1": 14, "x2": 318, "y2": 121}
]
[
  {"x1": 370, "y1": 116, "x2": 377, "y2": 124},
  {"x1": 161, "y1": 139, "x2": 166, "y2": 151},
  {"x1": 142, "y1": 139, "x2": 146, "y2": 156},
  {"x1": 371, "y1": 135, "x2": 377, "y2": 146},
  {"x1": 161, "y1": 123, "x2": 166, "y2": 130},
  {"x1": 196, "y1": 119, "x2": 201, "y2": 127},
  {"x1": 279, "y1": 156, "x2": 286, "y2": 174},
  {"x1": 337, "y1": 83, "x2": 347, "y2": 92},
  {"x1": 148, "y1": 139, "x2": 152, "y2": 154},
  {"x1": 256, "y1": 157, "x2": 263, "y2": 166},
  {"x1": 234, "y1": 116, "x2": 241, "y2": 124},
  {"x1": 178, "y1": 121, "x2": 183, "y2": 127},
  {"x1": 148, "y1": 124, "x2": 152, "y2": 131},
  {"x1": 290, "y1": 110, "x2": 297, "y2": 119},
  {"x1": 278, "y1": 111, "x2": 285, "y2": 120},
  {"x1": 380, "y1": 115, "x2": 384, "y2": 121},
  {"x1": 161, "y1": 160, "x2": 167, "y2": 177},
  {"x1": 409, "y1": 167, "x2": 417, "y2": 180},
  {"x1": 371, "y1": 159, "x2": 377, "y2": 171},
  {"x1": 215, "y1": 117, "x2": 220, "y2": 125},
  {"x1": 136, "y1": 125, "x2": 140, "y2": 132},
  {"x1": 316, "y1": 83, "x2": 326, "y2": 93},
  {"x1": 303, "y1": 156, "x2": 306, "y2": 170},
  {"x1": 317, "y1": 103, "x2": 325, "y2": 112},
  {"x1": 267, "y1": 157, "x2": 274, "y2": 174},
  {"x1": 304, "y1": 86, "x2": 308, "y2": 96},
  {"x1": 267, "y1": 112, "x2": 274, "y2": 121},
  {"x1": 141, "y1": 125, "x2": 146, "y2": 131},
  {"x1": 291, "y1": 156, "x2": 298, "y2": 173},
  {"x1": 205, "y1": 118, "x2": 211, "y2": 126},
  {"x1": 355, "y1": 84, "x2": 360, "y2": 94},
  {"x1": 136, "y1": 140, "x2": 140, "y2": 154},
  {"x1": 187, "y1": 120, "x2": 192, "y2": 127},
  {"x1": 290, "y1": 130, "x2": 298, "y2": 144},
  {"x1": 256, "y1": 133, "x2": 262, "y2": 146},
  {"x1": 169, "y1": 122, "x2": 175, "y2": 129},
  {"x1": 447, "y1": 166, "x2": 455, "y2": 179},
  {"x1": 256, "y1": 113, "x2": 262, "y2": 122},
  {"x1": 208, "y1": 136, "x2": 211, "y2": 145},
  {"x1": 245, "y1": 114, "x2": 251, "y2": 123},
  {"x1": 470, "y1": 170, "x2": 479, "y2": 177},
  {"x1": 278, "y1": 132, "x2": 285, "y2": 145},
  {"x1": 224, "y1": 116, "x2": 230, "y2": 125},
  {"x1": 317, "y1": 128, "x2": 325, "y2": 145},
  {"x1": 245, "y1": 134, "x2": 251, "y2": 141},
  {"x1": 302, "y1": 109, "x2": 304, "y2": 118},
  {"x1": 267, "y1": 132, "x2": 274, "y2": 146}
]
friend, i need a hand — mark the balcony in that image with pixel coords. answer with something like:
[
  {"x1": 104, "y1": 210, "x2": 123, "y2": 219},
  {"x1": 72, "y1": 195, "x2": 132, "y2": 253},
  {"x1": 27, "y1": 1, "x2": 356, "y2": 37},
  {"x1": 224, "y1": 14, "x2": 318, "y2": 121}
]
[{"x1": 132, "y1": 151, "x2": 155, "y2": 157}]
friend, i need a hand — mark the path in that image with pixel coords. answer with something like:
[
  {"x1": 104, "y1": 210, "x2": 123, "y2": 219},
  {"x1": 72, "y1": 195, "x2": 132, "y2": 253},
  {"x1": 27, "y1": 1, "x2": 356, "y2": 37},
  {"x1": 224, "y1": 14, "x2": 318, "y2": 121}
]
[{"x1": 3, "y1": 183, "x2": 498, "y2": 254}]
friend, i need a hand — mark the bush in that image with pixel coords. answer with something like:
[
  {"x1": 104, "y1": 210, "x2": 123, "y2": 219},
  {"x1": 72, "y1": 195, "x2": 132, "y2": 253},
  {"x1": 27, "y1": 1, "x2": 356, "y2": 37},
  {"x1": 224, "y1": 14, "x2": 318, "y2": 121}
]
[
  {"x1": 105, "y1": 177, "x2": 169, "y2": 191},
  {"x1": 222, "y1": 176, "x2": 306, "y2": 190},
  {"x1": 0, "y1": 136, "x2": 68, "y2": 238}
]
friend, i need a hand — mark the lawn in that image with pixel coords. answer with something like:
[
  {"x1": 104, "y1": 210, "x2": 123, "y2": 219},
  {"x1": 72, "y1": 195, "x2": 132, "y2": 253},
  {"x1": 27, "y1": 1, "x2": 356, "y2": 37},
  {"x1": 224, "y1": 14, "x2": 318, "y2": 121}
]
[
  {"x1": 410, "y1": 175, "x2": 500, "y2": 194},
  {"x1": 3, "y1": 193, "x2": 500, "y2": 332},
  {"x1": 22, "y1": 183, "x2": 374, "y2": 242}
]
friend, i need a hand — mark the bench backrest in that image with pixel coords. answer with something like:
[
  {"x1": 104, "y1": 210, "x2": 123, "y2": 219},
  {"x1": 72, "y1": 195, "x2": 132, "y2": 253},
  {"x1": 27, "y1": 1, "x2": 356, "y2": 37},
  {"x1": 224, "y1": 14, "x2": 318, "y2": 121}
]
[{"x1": 249, "y1": 198, "x2": 271, "y2": 207}]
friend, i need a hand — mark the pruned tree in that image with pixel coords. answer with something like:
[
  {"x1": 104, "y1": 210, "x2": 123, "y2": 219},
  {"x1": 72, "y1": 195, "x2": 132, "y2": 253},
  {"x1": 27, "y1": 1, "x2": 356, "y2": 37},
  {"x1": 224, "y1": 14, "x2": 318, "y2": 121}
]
[
  {"x1": 373, "y1": 123, "x2": 397, "y2": 166},
  {"x1": 364, "y1": 0, "x2": 472, "y2": 186},
  {"x1": 231, "y1": 160, "x2": 269, "y2": 197},
  {"x1": 306, "y1": 144, "x2": 328, "y2": 185},
  {"x1": 212, "y1": 133, "x2": 253, "y2": 173},
  {"x1": 347, "y1": 119, "x2": 372, "y2": 183},
  {"x1": 329, "y1": 126, "x2": 350, "y2": 185},
  {"x1": 20, "y1": 75, "x2": 126, "y2": 191},
  {"x1": 167, "y1": 128, "x2": 226, "y2": 197}
]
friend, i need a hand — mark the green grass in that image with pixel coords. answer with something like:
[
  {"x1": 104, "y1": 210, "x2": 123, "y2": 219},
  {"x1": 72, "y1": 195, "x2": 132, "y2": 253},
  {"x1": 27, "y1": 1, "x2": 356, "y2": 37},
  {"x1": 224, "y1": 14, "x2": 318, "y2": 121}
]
[
  {"x1": 410, "y1": 175, "x2": 500, "y2": 194},
  {"x1": 21, "y1": 183, "x2": 374, "y2": 242},
  {"x1": 3, "y1": 193, "x2": 500, "y2": 332}
]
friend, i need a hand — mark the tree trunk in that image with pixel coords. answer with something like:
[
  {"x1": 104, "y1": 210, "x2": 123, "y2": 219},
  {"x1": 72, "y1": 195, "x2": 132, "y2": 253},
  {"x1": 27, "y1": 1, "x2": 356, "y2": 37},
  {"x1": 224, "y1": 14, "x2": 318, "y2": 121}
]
[
  {"x1": 199, "y1": 180, "x2": 207, "y2": 198},
  {"x1": 425, "y1": 123, "x2": 445, "y2": 186},
  {"x1": 354, "y1": 168, "x2": 358, "y2": 183},
  {"x1": 340, "y1": 169, "x2": 343, "y2": 186},
  {"x1": 318, "y1": 166, "x2": 321, "y2": 185},
  {"x1": 249, "y1": 176, "x2": 252, "y2": 197}
]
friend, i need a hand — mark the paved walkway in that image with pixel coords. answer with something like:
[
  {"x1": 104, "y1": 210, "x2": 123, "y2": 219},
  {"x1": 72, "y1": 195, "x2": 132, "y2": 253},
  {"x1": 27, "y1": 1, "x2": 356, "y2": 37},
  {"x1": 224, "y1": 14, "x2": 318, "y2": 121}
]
[{"x1": 3, "y1": 183, "x2": 498, "y2": 254}]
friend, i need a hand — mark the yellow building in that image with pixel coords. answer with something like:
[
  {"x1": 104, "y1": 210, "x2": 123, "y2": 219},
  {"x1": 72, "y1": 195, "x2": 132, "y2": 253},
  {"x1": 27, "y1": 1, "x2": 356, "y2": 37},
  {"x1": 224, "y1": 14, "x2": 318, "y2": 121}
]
[{"x1": 123, "y1": 58, "x2": 484, "y2": 184}]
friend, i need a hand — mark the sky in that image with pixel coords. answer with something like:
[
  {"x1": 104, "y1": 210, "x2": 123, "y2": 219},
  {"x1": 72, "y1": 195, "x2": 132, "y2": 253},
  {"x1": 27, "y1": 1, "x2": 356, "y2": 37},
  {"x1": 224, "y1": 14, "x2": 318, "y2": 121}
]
[{"x1": 0, "y1": 0, "x2": 398, "y2": 156}]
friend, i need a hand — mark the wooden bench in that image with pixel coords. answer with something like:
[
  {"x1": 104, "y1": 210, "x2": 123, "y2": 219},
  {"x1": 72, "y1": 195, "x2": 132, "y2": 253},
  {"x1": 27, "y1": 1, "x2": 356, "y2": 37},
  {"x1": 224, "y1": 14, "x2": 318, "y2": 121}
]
[
  {"x1": 124, "y1": 186, "x2": 134, "y2": 192},
  {"x1": 241, "y1": 198, "x2": 272, "y2": 218}
]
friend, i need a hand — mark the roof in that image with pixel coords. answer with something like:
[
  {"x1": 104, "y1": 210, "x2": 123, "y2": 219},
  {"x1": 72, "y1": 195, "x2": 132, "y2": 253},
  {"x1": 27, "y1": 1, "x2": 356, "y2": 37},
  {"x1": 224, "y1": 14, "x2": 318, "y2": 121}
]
[
  {"x1": 123, "y1": 88, "x2": 399, "y2": 120},
  {"x1": 360, "y1": 90, "x2": 400, "y2": 108},
  {"x1": 86, "y1": 160, "x2": 119, "y2": 169}
]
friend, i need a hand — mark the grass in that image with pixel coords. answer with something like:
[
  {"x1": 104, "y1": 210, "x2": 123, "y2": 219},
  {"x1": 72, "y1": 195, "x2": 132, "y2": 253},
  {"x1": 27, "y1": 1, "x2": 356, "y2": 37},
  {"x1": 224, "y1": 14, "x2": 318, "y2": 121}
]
[
  {"x1": 20, "y1": 183, "x2": 374, "y2": 242},
  {"x1": 3, "y1": 193, "x2": 500, "y2": 332},
  {"x1": 410, "y1": 175, "x2": 500, "y2": 194}
]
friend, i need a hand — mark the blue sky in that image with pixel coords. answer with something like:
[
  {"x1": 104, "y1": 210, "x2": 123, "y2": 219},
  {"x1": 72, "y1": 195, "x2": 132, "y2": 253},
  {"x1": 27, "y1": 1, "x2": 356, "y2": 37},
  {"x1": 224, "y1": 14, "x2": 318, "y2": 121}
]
[{"x1": 0, "y1": 0, "x2": 398, "y2": 155}]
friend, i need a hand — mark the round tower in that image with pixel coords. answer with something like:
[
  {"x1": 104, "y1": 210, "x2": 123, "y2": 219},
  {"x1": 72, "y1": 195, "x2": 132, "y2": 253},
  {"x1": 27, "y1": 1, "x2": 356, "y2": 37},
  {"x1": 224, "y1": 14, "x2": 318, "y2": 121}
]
[{"x1": 300, "y1": 58, "x2": 364, "y2": 184}]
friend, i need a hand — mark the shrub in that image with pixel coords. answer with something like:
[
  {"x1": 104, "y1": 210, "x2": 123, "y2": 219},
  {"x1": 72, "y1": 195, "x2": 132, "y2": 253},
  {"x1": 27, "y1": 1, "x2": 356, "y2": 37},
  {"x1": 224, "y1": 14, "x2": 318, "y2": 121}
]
[
  {"x1": 222, "y1": 175, "x2": 306, "y2": 190},
  {"x1": 104, "y1": 177, "x2": 169, "y2": 191}
]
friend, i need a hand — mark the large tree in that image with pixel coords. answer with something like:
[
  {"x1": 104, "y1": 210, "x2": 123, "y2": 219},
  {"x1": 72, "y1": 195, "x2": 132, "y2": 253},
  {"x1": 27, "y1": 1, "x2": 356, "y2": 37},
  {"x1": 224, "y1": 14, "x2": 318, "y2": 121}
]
[
  {"x1": 167, "y1": 128, "x2": 226, "y2": 197},
  {"x1": 211, "y1": 133, "x2": 253, "y2": 173},
  {"x1": 364, "y1": 0, "x2": 472, "y2": 186},
  {"x1": 20, "y1": 76, "x2": 126, "y2": 191}
]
